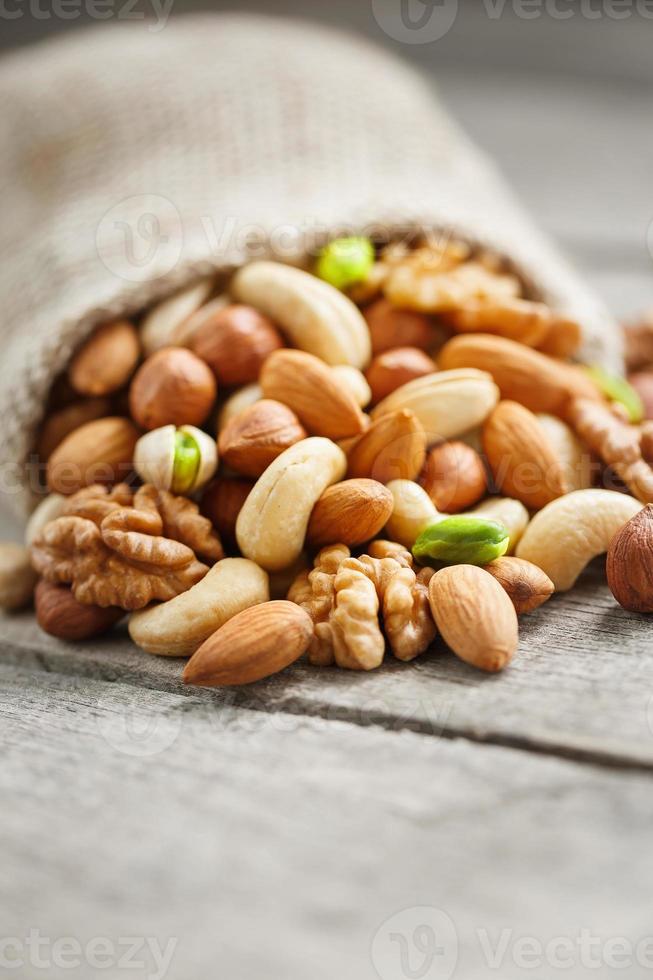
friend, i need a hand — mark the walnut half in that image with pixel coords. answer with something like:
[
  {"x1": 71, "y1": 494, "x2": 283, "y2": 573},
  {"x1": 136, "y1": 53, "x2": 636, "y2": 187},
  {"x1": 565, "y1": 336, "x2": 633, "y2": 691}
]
[{"x1": 31, "y1": 483, "x2": 218, "y2": 610}]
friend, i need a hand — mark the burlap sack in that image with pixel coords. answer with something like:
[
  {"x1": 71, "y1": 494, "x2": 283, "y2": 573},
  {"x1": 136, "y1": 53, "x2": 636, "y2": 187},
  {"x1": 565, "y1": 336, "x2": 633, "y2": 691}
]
[{"x1": 0, "y1": 13, "x2": 621, "y2": 517}]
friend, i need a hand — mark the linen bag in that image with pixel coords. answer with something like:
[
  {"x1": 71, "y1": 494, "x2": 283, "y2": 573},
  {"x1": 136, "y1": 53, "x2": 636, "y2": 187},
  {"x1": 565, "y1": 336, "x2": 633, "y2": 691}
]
[{"x1": 0, "y1": 13, "x2": 621, "y2": 516}]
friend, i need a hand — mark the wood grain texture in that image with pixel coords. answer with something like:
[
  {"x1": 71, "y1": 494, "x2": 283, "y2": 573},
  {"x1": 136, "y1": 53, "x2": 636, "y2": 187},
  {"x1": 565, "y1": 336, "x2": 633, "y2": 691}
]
[
  {"x1": 2, "y1": 665, "x2": 653, "y2": 980},
  {"x1": 3, "y1": 561, "x2": 653, "y2": 768}
]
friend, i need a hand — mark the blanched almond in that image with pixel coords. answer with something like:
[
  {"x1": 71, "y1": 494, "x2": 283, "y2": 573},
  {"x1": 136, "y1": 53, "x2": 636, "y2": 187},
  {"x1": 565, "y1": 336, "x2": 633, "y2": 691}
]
[{"x1": 372, "y1": 369, "x2": 499, "y2": 442}]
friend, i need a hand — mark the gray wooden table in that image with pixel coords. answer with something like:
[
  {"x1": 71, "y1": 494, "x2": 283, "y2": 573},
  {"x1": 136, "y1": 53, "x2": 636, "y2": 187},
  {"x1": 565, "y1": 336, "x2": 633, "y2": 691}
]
[{"x1": 1, "y1": 22, "x2": 653, "y2": 980}]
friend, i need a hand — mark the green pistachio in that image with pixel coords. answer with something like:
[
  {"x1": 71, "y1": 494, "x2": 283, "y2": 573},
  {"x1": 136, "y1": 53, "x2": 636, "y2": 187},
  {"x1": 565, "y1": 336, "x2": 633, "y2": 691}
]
[
  {"x1": 584, "y1": 365, "x2": 644, "y2": 423},
  {"x1": 412, "y1": 516, "x2": 510, "y2": 568},
  {"x1": 171, "y1": 430, "x2": 201, "y2": 494},
  {"x1": 315, "y1": 236, "x2": 375, "y2": 290}
]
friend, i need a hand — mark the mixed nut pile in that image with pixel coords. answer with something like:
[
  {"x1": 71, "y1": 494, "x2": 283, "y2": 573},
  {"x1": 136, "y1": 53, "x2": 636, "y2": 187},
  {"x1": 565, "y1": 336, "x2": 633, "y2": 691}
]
[{"x1": 2, "y1": 236, "x2": 653, "y2": 684}]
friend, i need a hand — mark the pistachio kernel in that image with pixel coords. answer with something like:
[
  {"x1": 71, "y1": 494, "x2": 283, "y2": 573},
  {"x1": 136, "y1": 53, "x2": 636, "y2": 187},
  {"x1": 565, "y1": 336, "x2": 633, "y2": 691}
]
[
  {"x1": 171, "y1": 429, "x2": 201, "y2": 494},
  {"x1": 412, "y1": 516, "x2": 510, "y2": 568},
  {"x1": 585, "y1": 365, "x2": 644, "y2": 423},
  {"x1": 315, "y1": 237, "x2": 375, "y2": 291}
]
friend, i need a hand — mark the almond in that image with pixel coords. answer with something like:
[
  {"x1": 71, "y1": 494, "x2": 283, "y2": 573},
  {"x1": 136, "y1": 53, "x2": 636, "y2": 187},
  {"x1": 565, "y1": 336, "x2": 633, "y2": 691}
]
[
  {"x1": 69, "y1": 320, "x2": 141, "y2": 396},
  {"x1": 365, "y1": 347, "x2": 436, "y2": 404},
  {"x1": 218, "y1": 400, "x2": 306, "y2": 478},
  {"x1": 482, "y1": 400, "x2": 568, "y2": 510},
  {"x1": 260, "y1": 349, "x2": 366, "y2": 440},
  {"x1": 129, "y1": 347, "x2": 217, "y2": 430},
  {"x1": 183, "y1": 600, "x2": 313, "y2": 686},
  {"x1": 537, "y1": 318, "x2": 582, "y2": 358},
  {"x1": 438, "y1": 334, "x2": 601, "y2": 417},
  {"x1": 428, "y1": 564, "x2": 518, "y2": 672},
  {"x1": 35, "y1": 580, "x2": 123, "y2": 640},
  {"x1": 190, "y1": 304, "x2": 284, "y2": 386},
  {"x1": 47, "y1": 416, "x2": 139, "y2": 494},
  {"x1": 363, "y1": 298, "x2": 437, "y2": 353},
  {"x1": 483, "y1": 556, "x2": 554, "y2": 614},
  {"x1": 200, "y1": 477, "x2": 254, "y2": 548},
  {"x1": 420, "y1": 440, "x2": 487, "y2": 513},
  {"x1": 37, "y1": 397, "x2": 112, "y2": 460},
  {"x1": 306, "y1": 478, "x2": 393, "y2": 548},
  {"x1": 346, "y1": 409, "x2": 426, "y2": 483}
]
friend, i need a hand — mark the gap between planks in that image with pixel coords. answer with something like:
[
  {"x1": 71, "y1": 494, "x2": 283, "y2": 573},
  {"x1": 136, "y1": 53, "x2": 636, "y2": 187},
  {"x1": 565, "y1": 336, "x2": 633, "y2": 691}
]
[{"x1": 3, "y1": 560, "x2": 653, "y2": 773}]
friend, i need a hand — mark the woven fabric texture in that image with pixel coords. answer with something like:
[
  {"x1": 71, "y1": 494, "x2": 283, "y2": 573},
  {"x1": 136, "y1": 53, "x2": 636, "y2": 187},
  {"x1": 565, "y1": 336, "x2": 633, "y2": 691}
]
[{"x1": 0, "y1": 13, "x2": 620, "y2": 516}]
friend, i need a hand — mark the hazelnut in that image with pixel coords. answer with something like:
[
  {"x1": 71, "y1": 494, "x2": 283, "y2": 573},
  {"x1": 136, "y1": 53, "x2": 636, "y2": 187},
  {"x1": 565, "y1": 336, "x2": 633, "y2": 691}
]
[
  {"x1": 419, "y1": 440, "x2": 487, "y2": 513},
  {"x1": 200, "y1": 477, "x2": 254, "y2": 548},
  {"x1": 363, "y1": 298, "x2": 437, "y2": 354},
  {"x1": 134, "y1": 425, "x2": 218, "y2": 494},
  {"x1": 365, "y1": 347, "x2": 436, "y2": 404},
  {"x1": 606, "y1": 504, "x2": 653, "y2": 612},
  {"x1": 35, "y1": 580, "x2": 123, "y2": 640},
  {"x1": 69, "y1": 320, "x2": 141, "y2": 396},
  {"x1": 190, "y1": 304, "x2": 284, "y2": 386},
  {"x1": 129, "y1": 348, "x2": 216, "y2": 430},
  {"x1": 218, "y1": 399, "x2": 307, "y2": 478}
]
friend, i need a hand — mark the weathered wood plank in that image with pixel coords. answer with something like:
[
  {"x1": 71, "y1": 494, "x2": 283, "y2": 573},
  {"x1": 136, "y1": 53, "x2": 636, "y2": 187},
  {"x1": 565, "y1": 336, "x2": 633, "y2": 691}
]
[
  {"x1": 2, "y1": 561, "x2": 653, "y2": 768},
  {"x1": 1, "y1": 664, "x2": 653, "y2": 980}
]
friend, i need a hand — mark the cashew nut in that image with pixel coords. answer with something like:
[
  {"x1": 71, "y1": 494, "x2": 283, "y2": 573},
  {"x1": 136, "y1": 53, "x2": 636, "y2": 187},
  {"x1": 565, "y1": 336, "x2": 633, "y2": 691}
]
[
  {"x1": 129, "y1": 557, "x2": 269, "y2": 656},
  {"x1": 536, "y1": 414, "x2": 592, "y2": 491},
  {"x1": 218, "y1": 383, "x2": 262, "y2": 433},
  {"x1": 231, "y1": 261, "x2": 371, "y2": 368},
  {"x1": 385, "y1": 479, "x2": 444, "y2": 548},
  {"x1": 25, "y1": 493, "x2": 66, "y2": 546},
  {"x1": 0, "y1": 543, "x2": 38, "y2": 610},
  {"x1": 515, "y1": 489, "x2": 642, "y2": 591},
  {"x1": 466, "y1": 497, "x2": 530, "y2": 555},
  {"x1": 372, "y1": 369, "x2": 499, "y2": 443},
  {"x1": 140, "y1": 278, "x2": 214, "y2": 356},
  {"x1": 236, "y1": 437, "x2": 347, "y2": 571}
]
